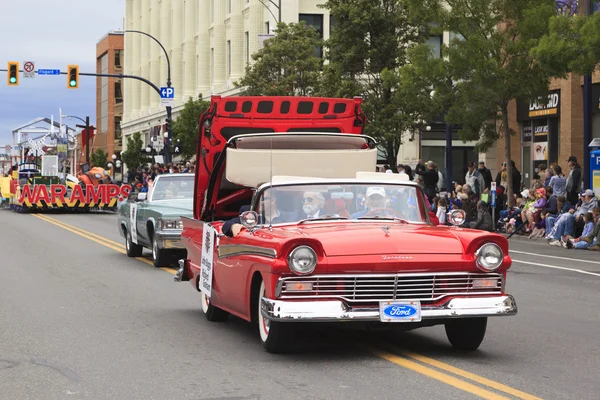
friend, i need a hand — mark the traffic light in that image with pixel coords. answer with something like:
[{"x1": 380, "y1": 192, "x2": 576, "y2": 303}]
[
  {"x1": 67, "y1": 64, "x2": 79, "y2": 88},
  {"x1": 7, "y1": 62, "x2": 19, "y2": 86}
]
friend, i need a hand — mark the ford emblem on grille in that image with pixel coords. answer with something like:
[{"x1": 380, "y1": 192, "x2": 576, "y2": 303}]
[{"x1": 382, "y1": 304, "x2": 418, "y2": 318}]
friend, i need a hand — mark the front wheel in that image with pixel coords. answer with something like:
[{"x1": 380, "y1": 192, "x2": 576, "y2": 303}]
[
  {"x1": 258, "y1": 281, "x2": 295, "y2": 353},
  {"x1": 125, "y1": 228, "x2": 143, "y2": 257},
  {"x1": 201, "y1": 291, "x2": 229, "y2": 322},
  {"x1": 152, "y1": 233, "x2": 170, "y2": 267},
  {"x1": 444, "y1": 317, "x2": 488, "y2": 350}
]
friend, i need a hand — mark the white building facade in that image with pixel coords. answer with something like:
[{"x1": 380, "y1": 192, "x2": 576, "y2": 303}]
[{"x1": 122, "y1": 0, "x2": 331, "y2": 151}]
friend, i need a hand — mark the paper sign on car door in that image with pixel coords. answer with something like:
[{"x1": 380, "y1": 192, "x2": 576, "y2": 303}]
[
  {"x1": 130, "y1": 203, "x2": 138, "y2": 244},
  {"x1": 199, "y1": 223, "x2": 215, "y2": 297}
]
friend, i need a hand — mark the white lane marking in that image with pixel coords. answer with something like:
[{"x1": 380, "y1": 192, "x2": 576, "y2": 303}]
[
  {"x1": 510, "y1": 250, "x2": 600, "y2": 266},
  {"x1": 512, "y1": 259, "x2": 600, "y2": 277}
]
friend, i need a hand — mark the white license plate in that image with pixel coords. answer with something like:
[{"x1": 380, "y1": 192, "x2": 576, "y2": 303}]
[{"x1": 379, "y1": 301, "x2": 422, "y2": 323}]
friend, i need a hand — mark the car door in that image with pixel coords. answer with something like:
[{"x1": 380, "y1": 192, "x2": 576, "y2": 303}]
[{"x1": 213, "y1": 230, "x2": 261, "y2": 317}]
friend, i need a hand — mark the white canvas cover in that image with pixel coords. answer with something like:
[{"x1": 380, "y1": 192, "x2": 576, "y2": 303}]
[{"x1": 226, "y1": 147, "x2": 378, "y2": 187}]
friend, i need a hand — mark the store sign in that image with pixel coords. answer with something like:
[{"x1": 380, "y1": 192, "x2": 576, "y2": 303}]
[
  {"x1": 517, "y1": 90, "x2": 561, "y2": 121},
  {"x1": 529, "y1": 92, "x2": 560, "y2": 117}
]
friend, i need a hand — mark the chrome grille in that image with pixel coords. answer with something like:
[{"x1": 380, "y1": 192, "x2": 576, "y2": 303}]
[{"x1": 277, "y1": 272, "x2": 503, "y2": 303}]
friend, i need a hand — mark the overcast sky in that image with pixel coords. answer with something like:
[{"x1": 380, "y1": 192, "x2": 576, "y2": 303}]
[{"x1": 0, "y1": 0, "x2": 124, "y2": 149}]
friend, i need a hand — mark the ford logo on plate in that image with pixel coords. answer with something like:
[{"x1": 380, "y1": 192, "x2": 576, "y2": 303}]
[{"x1": 383, "y1": 305, "x2": 418, "y2": 318}]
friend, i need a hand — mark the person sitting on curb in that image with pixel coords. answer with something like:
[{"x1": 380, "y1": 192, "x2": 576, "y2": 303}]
[{"x1": 565, "y1": 208, "x2": 600, "y2": 250}]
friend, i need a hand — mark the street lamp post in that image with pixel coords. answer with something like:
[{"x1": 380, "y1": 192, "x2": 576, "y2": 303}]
[
  {"x1": 124, "y1": 29, "x2": 173, "y2": 165},
  {"x1": 65, "y1": 115, "x2": 91, "y2": 166},
  {"x1": 259, "y1": 0, "x2": 281, "y2": 23}
]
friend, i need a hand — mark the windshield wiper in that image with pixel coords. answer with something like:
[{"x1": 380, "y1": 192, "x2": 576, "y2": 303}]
[
  {"x1": 356, "y1": 216, "x2": 410, "y2": 224},
  {"x1": 298, "y1": 215, "x2": 349, "y2": 224}
]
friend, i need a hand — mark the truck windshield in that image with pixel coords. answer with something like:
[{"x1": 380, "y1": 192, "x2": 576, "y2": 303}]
[{"x1": 256, "y1": 183, "x2": 426, "y2": 224}]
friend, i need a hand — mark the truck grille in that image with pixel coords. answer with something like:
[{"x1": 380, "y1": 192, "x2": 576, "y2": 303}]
[{"x1": 277, "y1": 272, "x2": 503, "y2": 304}]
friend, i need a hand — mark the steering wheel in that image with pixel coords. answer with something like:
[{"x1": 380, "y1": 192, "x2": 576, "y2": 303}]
[{"x1": 363, "y1": 208, "x2": 402, "y2": 218}]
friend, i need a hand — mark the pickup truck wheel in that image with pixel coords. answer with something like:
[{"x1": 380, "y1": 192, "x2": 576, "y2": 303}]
[
  {"x1": 125, "y1": 228, "x2": 143, "y2": 257},
  {"x1": 152, "y1": 234, "x2": 170, "y2": 267},
  {"x1": 445, "y1": 317, "x2": 487, "y2": 350},
  {"x1": 200, "y1": 291, "x2": 229, "y2": 322},
  {"x1": 258, "y1": 281, "x2": 294, "y2": 353}
]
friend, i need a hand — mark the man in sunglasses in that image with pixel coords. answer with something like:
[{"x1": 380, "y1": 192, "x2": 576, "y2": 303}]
[{"x1": 301, "y1": 191, "x2": 325, "y2": 219}]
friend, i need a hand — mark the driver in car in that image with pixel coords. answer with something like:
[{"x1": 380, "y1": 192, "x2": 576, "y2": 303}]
[
  {"x1": 350, "y1": 187, "x2": 387, "y2": 218},
  {"x1": 222, "y1": 193, "x2": 296, "y2": 237}
]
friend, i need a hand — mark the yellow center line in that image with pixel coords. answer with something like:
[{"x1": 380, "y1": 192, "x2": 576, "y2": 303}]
[
  {"x1": 35, "y1": 214, "x2": 125, "y2": 248},
  {"x1": 374, "y1": 350, "x2": 510, "y2": 400},
  {"x1": 31, "y1": 214, "x2": 177, "y2": 274},
  {"x1": 402, "y1": 351, "x2": 543, "y2": 400}
]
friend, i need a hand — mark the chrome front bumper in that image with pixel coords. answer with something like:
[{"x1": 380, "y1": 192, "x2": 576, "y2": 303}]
[
  {"x1": 261, "y1": 295, "x2": 517, "y2": 322},
  {"x1": 154, "y1": 230, "x2": 185, "y2": 250}
]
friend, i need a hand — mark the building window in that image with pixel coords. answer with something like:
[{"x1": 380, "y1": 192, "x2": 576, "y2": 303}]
[
  {"x1": 245, "y1": 31, "x2": 249, "y2": 64},
  {"x1": 114, "y1": 116, "x2": 122, "y2": 141},
  {"x1": 114, "y1": 50, "x2": 122, "y2": 69},
  {"x1": 211, "y1": 0, "x2": 214, "y2": 23},
  {"x1": 425, "y1": 36, "x2": 442, "y2": 59},
  {"x1": 227, "y1": 40, "x2": 231, "y2": 76},
  {"x1": 299, "y1": 14, "x2": 324, "y2": 58},
  {"x1": 210, "y1": 48, "x2": 214, "y2": 85},
  {"x1": 265, "y1": 21, "x2": 270, "y2": 34},
  {"x1": 100, "y1": 54, "x2": 109, "y2": 133},
  {"x1": 228, "y1": 0, "x2": 231, "y2": 13},
  {"x1": 115, "y1": 81, "x2": 123, "y2": 104}
]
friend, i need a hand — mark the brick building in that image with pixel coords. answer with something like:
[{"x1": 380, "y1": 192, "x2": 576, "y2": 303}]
[
  {"x1": 496, "y1": 70, "x2": 600, "y2": 190},
  {"x1": 94, "y1": 30, "x2": 124, "y2": 163}
]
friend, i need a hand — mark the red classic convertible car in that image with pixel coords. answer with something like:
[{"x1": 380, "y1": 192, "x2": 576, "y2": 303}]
[{"x1": 175, "y1": 132, "x2": 517, "y2": 353}]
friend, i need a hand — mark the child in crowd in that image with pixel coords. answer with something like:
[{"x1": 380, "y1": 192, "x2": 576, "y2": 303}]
[
  {"x1": 566, "y1": 212, "x2": 597, "y2": 249},
  {"x1": 529, "y1": 210, "x2": 548, "y2": 239},
  {"x1": 437, "y1": 198, "x2": 448, "y2": 225}
]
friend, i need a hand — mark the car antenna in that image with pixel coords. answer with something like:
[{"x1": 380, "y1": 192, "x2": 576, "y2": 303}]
[{"x1": 268, "y1": 137, "x2": 273, "y2": 231}]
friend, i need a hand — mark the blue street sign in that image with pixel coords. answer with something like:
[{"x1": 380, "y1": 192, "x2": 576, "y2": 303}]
[
  {"x1": 490, "y1": 191, "x2": 496, "y2": 207},
  {"x1": 37, "y1": 69, "x2": 61, "y2": 75},
  {"x1": 160, "y1": 87, "x2": 174, "y2": 98}
]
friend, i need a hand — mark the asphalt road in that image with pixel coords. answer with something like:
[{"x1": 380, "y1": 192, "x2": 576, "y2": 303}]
[{"x1": 1, "y1": 209, "x2": 599, "y2": 400}]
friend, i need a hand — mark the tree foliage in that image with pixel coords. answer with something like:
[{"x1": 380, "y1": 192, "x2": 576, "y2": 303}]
[
  {"x1": 90, "y1": 148, "x2": 109, "y2": 169},
  {"x1": 318, "y1": 0, "x2": 432, "y2": 165},
  {"x1": 533, "y1": 11, "x2": 600, "y2": 76},
  {"x1": 172, "y1": 94, "x2": 210, "y2": 160},
  {"x1": 235, "y1": 22, "x2": 323, "y2": 96},
  {"x1": 409, "y1": 0, "x2": 560, "y2": 200},
  {"x1": 121, "y1": 132, "x2": 151, "y2": 171}
]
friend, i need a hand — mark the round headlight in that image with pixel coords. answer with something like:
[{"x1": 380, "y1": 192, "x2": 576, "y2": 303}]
[
  {"x1": 288, "y1": 245, "x2": 317, "y2": 275},
  {"x1": 475, "y1": 243, "x2": 503, "y2": 272}
]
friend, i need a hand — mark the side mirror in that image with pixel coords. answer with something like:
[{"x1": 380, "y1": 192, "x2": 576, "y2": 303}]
[
  {"x1": 240, "y1": 210, "x2": 258, "y2": 229},
  {"x1": 137, "y1": 192, "x2": 147, "y2": 201},
  {"x1": 447, "y1": 209, "x2": 466, "y2": 226}
]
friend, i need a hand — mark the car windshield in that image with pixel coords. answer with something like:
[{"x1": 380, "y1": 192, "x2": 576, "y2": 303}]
[
  {"x1": 151, "y1": 176, "x2": 194, "y2": 200},
  {"x1": 256, "y1": 183, "x2": 427, "y2": 224}
]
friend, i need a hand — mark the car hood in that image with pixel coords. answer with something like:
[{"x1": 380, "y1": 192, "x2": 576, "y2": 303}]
[
  {"x1": 147, "y1": 199, "x2": 193, "y2": 217},
  {"x1": 273, "y1": 222, "x2": 465, "y2": 256}
]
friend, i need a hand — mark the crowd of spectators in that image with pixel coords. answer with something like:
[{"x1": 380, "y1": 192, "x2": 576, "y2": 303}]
[
  {"x1": 378, "y1": 155, "x2": 599, "y2": 250},
  {"x1": 127, "y1": 161, "x2": 195, "y2": 193}
]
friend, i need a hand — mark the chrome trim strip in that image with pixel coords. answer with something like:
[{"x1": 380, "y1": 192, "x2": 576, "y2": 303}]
[
  {"x1": 218, "y1": 244, "x2": 277, "y2": 259},
  {"x1": 261, "y1": 295, "x2": 518, "y2": 322}
]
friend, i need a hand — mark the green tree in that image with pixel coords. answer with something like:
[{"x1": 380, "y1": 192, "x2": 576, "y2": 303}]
[
  {"x1": 411, "y1": 0, "x2": 561, "y2": 200},
  {"x1": 317, "y1": 0, "x2": 431, "y2": 166},
  {"x1": 121, "y1": 132, "x2": 151, "y2": 172},
  {"x1": 90, "y1": 148, "x2": 109, "y2": 168},
  {"x1": 533, "y1": 10, "x2": 600, "y2": 77},
  {"x1": 235, "y1": 22, "x2": 323, "y2": 96},
  {"x1": 172, "y1": 94, "x2": 210, "y2": 160}
]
